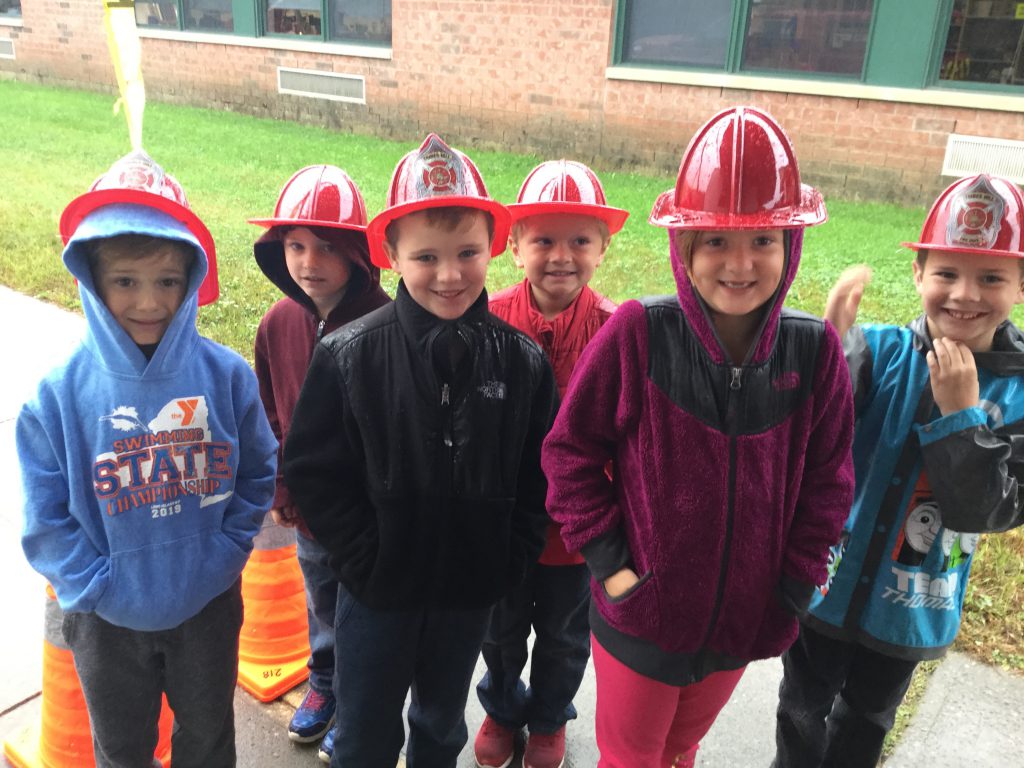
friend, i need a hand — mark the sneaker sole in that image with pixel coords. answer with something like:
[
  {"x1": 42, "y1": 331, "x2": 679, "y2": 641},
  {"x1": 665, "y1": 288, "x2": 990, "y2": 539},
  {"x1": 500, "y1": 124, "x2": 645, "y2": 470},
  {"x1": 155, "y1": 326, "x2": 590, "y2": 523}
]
[
  {"x1": 287, "y1": 718, "x2": 335, "y2": 744},
  {"x1": 317, "y1": 747, "x2": 332, "y2": 763},
  {"x1": 475, "y1": 760, "x2": 513, "y2": 768}
]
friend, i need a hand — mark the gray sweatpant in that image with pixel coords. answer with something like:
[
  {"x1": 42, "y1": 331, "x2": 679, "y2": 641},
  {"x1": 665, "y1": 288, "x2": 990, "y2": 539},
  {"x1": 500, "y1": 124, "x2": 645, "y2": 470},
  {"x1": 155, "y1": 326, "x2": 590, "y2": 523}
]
[{"x1": 61, "y1": 580, "x2": 243, "y2": 768}]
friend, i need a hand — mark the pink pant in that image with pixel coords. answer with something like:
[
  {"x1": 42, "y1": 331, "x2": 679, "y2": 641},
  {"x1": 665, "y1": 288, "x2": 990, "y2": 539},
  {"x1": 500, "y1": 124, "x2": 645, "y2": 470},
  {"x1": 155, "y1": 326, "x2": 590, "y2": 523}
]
[{"x1": 592, "y1": 636, "x2": 746, "y2": 768}]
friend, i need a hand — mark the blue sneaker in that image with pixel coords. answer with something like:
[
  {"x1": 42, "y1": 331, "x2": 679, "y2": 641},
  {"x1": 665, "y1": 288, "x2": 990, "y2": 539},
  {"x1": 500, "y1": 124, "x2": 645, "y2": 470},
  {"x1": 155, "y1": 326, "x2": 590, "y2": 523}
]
[
  {"x1": 317, "y1": 724, "x2": 337, "y2": 763},
  {"x1": 288, "y1": 688, "x2": 335, "y2": 743}
]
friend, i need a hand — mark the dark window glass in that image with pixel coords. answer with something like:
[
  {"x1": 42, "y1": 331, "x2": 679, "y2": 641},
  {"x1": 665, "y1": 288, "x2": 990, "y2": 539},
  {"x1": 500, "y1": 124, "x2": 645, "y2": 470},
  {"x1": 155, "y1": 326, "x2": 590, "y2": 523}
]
[
  {"x1": 742, "y1": 0, "x2": 873, "y2": 76},
  {"x1": 267, "y1": 0, "x2": 323, "y2": 36},
  {"x1": 941, "y1": 0, "x2": 1024, "y2": 86},
  {"x1": 136, "y1": 1, "x2": 179, "y2": 28},
  {"x1": 329, "y1": 0, "x2": 392, "y2": 44},
  {"x1": 0, "y1": 0, "x2": 21, "y2": 18},
  {"x1": 184, "y1": 0, "x2": 233, "y2": 32},
  {"x1": 621, "y1": 0, "x2": 734, "y2": 68}
]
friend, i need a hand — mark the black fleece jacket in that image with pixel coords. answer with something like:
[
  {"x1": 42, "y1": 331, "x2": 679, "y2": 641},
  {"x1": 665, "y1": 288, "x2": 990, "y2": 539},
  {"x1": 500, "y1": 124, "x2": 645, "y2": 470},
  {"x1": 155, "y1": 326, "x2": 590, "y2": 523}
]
[{"x1": 283, "y1": 281, "x2": 557, "y2": 610}]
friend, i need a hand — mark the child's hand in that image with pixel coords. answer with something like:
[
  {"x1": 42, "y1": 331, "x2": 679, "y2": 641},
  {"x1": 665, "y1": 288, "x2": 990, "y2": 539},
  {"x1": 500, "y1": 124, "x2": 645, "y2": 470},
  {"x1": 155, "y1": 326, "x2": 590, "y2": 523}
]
[
  {"x1": 825, "y1": 265, "x2": 872, "y2": 339},
  {"x1": 928, "y1": 337, "x2": 980, "y2": 416},
  {"x1": 604, "y1": 567, "x2": 640, "y2": 599},
  {"x1": 270, "y1": 505, "x2": 301, "y2": 527}
]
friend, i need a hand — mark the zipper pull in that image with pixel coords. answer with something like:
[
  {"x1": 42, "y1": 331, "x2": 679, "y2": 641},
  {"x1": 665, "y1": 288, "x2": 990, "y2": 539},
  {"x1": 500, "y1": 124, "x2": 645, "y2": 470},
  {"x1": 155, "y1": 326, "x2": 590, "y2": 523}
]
[
  {"x1": 315, "y1": 319, "x2": 326, "y2": 343},
  {"x1": 729, "y1": 367, "x2": 743, "y2": 391},
  {"x1": 441, "y1": 383, "x2": 450, "y2": 406}
]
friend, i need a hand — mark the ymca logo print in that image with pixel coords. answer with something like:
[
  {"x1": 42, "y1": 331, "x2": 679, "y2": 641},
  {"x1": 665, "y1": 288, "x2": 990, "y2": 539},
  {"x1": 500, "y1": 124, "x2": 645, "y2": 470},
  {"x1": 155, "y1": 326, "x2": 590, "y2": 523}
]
[{"x1": 94, "y1": 396, "x2": 234, "y2": 518}]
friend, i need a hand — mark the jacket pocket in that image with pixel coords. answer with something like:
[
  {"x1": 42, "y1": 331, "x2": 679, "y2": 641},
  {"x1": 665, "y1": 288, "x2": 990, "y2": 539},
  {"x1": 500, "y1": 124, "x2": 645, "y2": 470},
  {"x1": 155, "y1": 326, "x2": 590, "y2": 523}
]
[{"x1": 595, "y1": 570, "x2": 660, "y2": 643}]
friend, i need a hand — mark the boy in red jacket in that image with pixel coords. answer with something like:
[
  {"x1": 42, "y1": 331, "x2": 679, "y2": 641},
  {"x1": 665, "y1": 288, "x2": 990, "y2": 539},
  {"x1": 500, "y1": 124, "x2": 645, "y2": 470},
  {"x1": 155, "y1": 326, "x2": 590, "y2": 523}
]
[
  {"x1": 250, "y1": 165, "x2": 391, "y2": 760},
  {"x1": 474, "y1": 160, "x2": 628, "y2": 768}
]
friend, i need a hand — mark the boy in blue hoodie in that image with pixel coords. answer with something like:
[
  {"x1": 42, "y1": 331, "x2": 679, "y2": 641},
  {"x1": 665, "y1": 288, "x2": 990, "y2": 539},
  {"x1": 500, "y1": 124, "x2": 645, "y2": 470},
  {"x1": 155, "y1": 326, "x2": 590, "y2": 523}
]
[{"x1": 17, "y1": 150, "x2": 277, "y2": 767}]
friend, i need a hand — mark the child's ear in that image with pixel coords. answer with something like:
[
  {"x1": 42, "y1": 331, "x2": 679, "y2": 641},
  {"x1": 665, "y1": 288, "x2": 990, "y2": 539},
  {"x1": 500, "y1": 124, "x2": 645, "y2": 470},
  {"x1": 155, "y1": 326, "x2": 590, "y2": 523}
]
[
  {"x1": 911, "y1": 259, "x2": 925, "y2": 295},
  {"x1": 510, "y1": 238, "x2": 525, "y2": 269},
  {"x1": 383, "y1": 242, "x2": 401, "y2": 273}
]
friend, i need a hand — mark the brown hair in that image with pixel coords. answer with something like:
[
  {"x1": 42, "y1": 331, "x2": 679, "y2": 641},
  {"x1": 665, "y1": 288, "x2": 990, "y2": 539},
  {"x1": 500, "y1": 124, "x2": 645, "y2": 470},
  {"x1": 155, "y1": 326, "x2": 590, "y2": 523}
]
[
  {"x1": 87, "y1": 235, "x2": 195, "y2": 278},
  {"x1": 384, "y1": 206, "x2": 495, "y2": 251},
  {"x1": 671, "y1": 230, "x2": 700, "y2": 271}
]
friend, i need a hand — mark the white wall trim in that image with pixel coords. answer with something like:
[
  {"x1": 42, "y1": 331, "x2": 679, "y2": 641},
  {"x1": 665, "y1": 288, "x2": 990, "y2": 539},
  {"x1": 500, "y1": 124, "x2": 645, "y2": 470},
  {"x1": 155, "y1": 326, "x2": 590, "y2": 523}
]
[
  {"x1": 138, "y1": 28, "x2": 391, "y2": 60},
  {"x1": 0, "y1": 17, "x2": 24, "y2": 28}
]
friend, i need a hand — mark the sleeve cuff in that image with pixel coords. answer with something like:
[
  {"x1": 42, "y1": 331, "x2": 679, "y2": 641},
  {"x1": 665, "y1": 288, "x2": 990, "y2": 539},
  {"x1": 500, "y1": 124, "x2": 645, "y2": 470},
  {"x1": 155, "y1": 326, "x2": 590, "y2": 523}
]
[
  {"x1": 916, "y1": 407, "x2": 988, "y2": 446},
  {"x1": 580, "y1": 528, "x2": 633, "y2": 581},
  {"x1": 778, "y1": 574, "x2": 817, "y2": 616}
]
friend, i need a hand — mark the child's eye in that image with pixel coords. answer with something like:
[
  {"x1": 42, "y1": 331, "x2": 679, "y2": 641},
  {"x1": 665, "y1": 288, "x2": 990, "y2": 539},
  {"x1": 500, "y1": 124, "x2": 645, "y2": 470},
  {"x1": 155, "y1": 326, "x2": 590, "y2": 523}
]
[
  {"x1": 704, "y1": 237, "x2": 725, "y2": 248},
  {"x1": 412, "y1": 253, "x2": 436, "y2": 263},
  {"x1": 753, "y1": 235, "x2": 774, "y2": 247},
  {"x1": 459, "y1": 249, "x2": 482, "y2": 259},
  {"x1": 159, "y1": 278, "x2": 184, "y2": 289},
  {"x1": 533, "y1": 237, "x2": 553, "y2": 247},
  {"x1": 573, "y1": 237, "x2": 591, "y2": 247},
  {"x1": 935, "y1": 271, "x2": 957, "y2": 280},
  {"x1": 982, "y1": 274, "x2": 1007, "y2": 285},
  {"x1": 113, "y1": 277, "x2": 133, "y2": 288}
]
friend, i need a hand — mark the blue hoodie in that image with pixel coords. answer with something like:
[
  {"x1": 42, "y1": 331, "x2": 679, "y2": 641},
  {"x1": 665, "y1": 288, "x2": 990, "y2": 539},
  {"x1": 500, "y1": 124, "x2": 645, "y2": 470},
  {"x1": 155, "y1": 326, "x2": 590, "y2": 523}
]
[{"x1": 18, "y1": 204, "x2": 277, "y2": 631}]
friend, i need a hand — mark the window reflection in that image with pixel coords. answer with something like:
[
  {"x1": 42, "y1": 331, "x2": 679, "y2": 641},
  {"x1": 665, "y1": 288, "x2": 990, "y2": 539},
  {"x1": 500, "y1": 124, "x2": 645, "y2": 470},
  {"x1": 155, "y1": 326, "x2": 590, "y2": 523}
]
[{"x1": 941, "y1": 0, "x2": 1024, "y2": 86}]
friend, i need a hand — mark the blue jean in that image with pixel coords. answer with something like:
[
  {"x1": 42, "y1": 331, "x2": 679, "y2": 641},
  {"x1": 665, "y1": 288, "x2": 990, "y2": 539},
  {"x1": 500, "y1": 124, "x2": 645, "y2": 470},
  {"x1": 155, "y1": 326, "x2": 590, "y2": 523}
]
[
  {"x1": 476, "y1": 563, "x2": 591, "y2": 734},
  {"x1": 331, "y1": 586, "x2": 491, "y2": 768},
  {"x1": 296, "y1": 530, "x2": 338, "y2": 696}
]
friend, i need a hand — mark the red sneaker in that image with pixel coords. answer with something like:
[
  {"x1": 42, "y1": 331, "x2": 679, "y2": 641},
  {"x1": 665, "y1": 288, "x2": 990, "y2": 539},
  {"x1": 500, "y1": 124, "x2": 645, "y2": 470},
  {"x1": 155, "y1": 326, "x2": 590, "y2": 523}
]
[
  {"x1": 523, "y1": 726, "x2": 566, "y2": 768},
  {"x1": 474, "y1": 715, "x2": 516, "y2": 768}
]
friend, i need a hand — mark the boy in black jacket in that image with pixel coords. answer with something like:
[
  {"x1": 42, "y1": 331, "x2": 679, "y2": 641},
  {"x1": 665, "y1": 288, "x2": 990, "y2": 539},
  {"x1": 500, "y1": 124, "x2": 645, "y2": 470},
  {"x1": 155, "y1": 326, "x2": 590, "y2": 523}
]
[{"x1": 283, "y1": 134, "x2": 557, "y2": 768}]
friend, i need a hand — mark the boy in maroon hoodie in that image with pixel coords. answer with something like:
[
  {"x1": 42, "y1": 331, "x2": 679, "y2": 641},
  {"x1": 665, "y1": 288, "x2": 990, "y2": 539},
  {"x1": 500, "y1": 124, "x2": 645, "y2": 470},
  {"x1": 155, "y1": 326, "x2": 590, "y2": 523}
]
[
  {"x1": 250, "y1": 165, "x2": 391, "y2": 761},
  {"x1": 474, "y1": 160, "x2": 628, "y2": 768}
]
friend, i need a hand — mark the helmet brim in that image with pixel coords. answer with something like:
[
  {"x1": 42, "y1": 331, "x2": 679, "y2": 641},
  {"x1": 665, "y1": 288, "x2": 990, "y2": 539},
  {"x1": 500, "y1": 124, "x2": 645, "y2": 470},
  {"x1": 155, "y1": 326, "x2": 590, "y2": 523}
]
[
  {"x1": 61, "y1": 189, "x2": 219, "y2": 306},
  {"x1": 506, "y1": 202, "x2": 629, "y2": 235},
  {"x1": 247, "y1": 217, "x2": 368, "y2": 233},
  {"x1": 901, "y1": 241, "x2": 1024, "y2": 259},
  {"x1": 366, "y1": 197, "x2": 512, "y2": 270},
  {"x1": 648, "y1": 185, "x2": 827, "y2": 230}
]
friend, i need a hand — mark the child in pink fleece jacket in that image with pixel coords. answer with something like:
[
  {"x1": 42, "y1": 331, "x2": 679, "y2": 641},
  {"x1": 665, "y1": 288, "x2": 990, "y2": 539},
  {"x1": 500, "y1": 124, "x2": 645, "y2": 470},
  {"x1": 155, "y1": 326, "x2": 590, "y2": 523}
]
[{"x1": 541, "y1": 107, "x2": 856, "y2": 767}]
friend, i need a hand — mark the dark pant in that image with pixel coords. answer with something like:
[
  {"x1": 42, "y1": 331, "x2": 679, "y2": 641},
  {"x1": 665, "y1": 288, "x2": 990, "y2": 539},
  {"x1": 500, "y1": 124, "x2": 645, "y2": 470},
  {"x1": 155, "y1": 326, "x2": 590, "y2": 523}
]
[
  {"x1": 773, "y1": 624, "x2": 919, "y2": 768},
  {"x1": 476, "y1": 563, "x2": 591, "y2": 734},
  {"x1": 331, "y1": 586, "x2": 491, "y2": 768},
  {"x1": 62, "y1": 580, "x2": 243, "y2": 768},
  {"x1": 296, "y1": 530, "x2": 338, "y2": 696}
]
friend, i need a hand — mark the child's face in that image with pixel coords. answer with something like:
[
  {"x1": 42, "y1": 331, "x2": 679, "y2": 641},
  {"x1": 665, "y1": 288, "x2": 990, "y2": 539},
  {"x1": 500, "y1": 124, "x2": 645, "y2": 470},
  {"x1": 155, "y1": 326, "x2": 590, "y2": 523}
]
[
  {"x1": 512, "y1": 213, "x2": 608, "y2": 317},
  {"x1": 683, "y1": 229, "x2": 785, "y2": 319},
  {"x1": 384, "y1": 211, "x2": 491, "y2": 320},
  {"x1": 94, "y1": 247, "x2": 189, "y2": 346},
  {"x1": 913, "y1": 249, "x2": 1024, "y2": 353},
  {"x1": 283, "y1": 226, "x2": 351, "y2": 318}
]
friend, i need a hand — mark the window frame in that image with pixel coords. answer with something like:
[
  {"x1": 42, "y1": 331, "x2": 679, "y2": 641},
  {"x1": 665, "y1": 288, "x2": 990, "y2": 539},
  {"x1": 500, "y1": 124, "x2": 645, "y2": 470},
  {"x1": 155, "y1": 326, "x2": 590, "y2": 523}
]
[{"x1": 611, "y1": 0, "x2": 1024, "y2": 97}]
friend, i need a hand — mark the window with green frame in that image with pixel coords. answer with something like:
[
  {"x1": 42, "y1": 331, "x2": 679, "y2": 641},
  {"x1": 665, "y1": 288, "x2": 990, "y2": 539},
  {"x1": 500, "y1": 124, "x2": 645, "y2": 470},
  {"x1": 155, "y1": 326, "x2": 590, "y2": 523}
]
[
  {"x1": 135, "y1": 0, "x2": 392, "y2": 45},
  {"x1": 619, "y1": 0, "x2": 875, "y2": 77},
  {"x1": 1, "y1": 0, "x2": 22, "y2": 18},
  {"x1": 940, "y1": 0, "x2": 1024, "y2": 86}
]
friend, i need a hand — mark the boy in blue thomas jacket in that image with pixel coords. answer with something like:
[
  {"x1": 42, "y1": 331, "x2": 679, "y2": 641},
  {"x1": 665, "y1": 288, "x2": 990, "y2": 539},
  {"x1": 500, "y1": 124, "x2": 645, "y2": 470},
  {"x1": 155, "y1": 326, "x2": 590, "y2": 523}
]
[{"x1": 773, "y1": 173, "x2": 1024, "y2": 768}]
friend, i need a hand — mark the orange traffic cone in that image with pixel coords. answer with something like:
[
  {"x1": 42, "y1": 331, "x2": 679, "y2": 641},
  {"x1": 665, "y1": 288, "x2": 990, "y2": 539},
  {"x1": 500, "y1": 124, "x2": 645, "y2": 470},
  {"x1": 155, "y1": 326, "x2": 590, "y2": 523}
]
[
  {"x1": 3, "y1": 586, "x2": 174, "y2": 768},
  {"x1": 236, "y1": 514, "x2": 311, "y2": 702}
]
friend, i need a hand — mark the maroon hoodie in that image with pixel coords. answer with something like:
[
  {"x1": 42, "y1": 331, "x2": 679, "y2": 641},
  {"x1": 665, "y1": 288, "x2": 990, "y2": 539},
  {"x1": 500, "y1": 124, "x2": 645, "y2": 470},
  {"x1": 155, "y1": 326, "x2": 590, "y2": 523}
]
[
  {"x1": 253, "y1": 226, "x2": 391, "y2": 524},
  {"x1": 541, "y1": 229, "x2": 854, "y2": 679}
]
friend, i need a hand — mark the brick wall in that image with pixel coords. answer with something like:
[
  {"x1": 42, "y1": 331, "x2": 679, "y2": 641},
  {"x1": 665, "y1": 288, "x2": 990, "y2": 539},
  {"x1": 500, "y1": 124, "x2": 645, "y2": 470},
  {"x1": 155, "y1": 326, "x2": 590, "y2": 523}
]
[{"x1": 3, "y1": 0, "x2": 1024, "y2": 205}]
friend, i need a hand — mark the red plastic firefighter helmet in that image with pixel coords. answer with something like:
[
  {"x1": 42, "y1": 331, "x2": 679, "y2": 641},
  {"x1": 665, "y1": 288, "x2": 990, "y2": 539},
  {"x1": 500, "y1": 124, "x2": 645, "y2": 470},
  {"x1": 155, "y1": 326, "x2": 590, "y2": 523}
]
[
  {"x1": 507, "y1": 160, "x2": 630, "y2": 234},
  {"x1": 903, "y1": 173, "x2": 1024, "y2": 259},
  {"x1": 60, "y1": 150, "x2": 219, "y2": 306},
  {"x1": 248, "y1": 164, "x2": 368, "y2": 232},
  {"x1": 366, "y1": 133, "x2": 511, "y2": 269},
  {"x1": 650, "y1": 106, "x2": 826, "y2": 230}
]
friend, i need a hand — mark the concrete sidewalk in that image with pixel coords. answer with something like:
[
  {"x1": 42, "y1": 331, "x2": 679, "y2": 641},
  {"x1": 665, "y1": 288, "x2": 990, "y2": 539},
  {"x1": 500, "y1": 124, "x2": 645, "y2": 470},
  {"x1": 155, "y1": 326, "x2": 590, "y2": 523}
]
[{"x1": 1, "y1": 285, "x2": 1021, "y2": 767}]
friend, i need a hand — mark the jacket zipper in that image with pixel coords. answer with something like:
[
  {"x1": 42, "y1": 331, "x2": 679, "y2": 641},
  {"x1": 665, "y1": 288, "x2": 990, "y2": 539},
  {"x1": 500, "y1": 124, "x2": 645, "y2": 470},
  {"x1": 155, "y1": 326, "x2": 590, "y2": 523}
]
[
  {"x1": 441, "y1": 382, "x2": 454, "y2": 493},
  {"x1": 700, "y1": 366, "x2": 742, "y2": 647},
  {"x1": 314, "y1": 319, "x2": 326, "y2": 344}
]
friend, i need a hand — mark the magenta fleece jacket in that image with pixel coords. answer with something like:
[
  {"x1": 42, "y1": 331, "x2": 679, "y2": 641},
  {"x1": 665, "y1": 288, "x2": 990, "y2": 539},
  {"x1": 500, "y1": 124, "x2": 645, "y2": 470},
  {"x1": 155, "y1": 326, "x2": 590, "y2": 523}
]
[{"x1": 542, "y1": 230, "x2": 855, "y2": 664}]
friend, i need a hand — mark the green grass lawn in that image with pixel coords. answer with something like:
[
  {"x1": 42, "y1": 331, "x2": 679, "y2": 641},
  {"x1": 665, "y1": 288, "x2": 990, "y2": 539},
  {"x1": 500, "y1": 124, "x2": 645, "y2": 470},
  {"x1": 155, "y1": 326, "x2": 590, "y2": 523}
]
[{"x1": 1, "y1": 79, "x2": 1021, "y2": 694}]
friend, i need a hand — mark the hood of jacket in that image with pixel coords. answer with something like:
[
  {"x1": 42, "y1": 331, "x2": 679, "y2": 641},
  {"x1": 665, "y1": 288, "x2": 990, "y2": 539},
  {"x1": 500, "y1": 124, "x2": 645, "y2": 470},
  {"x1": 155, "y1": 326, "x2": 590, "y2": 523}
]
[
  {"x1": 668, "y1": 228, "x2": 804, "y2": 366},
  {"x1": 63, "y1": 203, "x2": 207, "y2": 380},
  {"x1": 254, "y1": 225, "x2": 385, "y2": 322}
]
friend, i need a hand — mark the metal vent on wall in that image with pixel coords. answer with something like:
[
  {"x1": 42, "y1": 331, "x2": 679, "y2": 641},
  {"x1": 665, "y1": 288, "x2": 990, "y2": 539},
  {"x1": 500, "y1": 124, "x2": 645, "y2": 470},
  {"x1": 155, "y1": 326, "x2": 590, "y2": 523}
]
[
  {"x1": 942, "y1": 133, "x2": 1024, "y2": 184},
  {"x1": 277, "y1": 67, "x2": 365, "y2": 104},
  {"x1": 0, "y1": 39, "x2": 14, "y2": 59}
]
